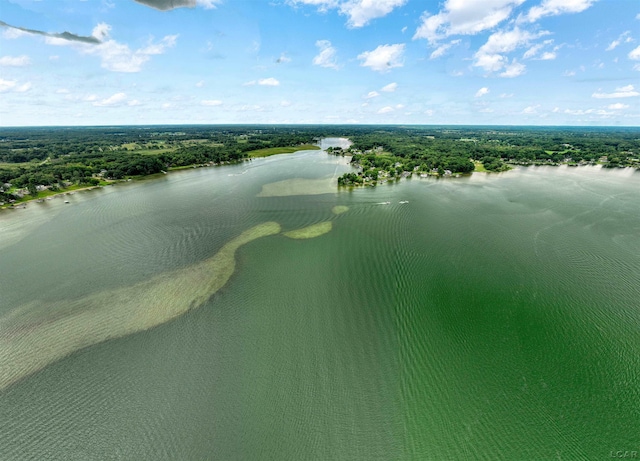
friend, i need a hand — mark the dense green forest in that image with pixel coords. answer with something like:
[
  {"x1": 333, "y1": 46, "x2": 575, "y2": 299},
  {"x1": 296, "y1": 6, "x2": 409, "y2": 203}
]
[
  {"x1": 334, "y1": 125, "x2": 640, "y2": 185},
  {"x1": 0, "y1": 126, "x2": 321, "y2": 205},
  {"x1": 1, "y1": 125, "x2": 638, "y2": 204}
]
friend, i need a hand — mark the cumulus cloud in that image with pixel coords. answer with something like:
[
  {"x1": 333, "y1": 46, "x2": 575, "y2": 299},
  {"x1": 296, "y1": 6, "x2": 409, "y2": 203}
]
[
  {"x1": 414, "y1": 0, "x2": 525, "y2": 43},
  {"x1": 608, "y1": 103, "x2": 629, "y2": 110},
  {"x1": 429, "y1": 39, "x2": 461, "y2": 59},
  {"x1": 258, "y1": 77, "x2": 280, "y2": 86},
  {"x1": 358, "y1": 43, "x2": 405, "y2": 72},
  {"x1": 564, "y1": 108, "x2": 612, "y2": 116},
  {"x1": 366, "y1": 91, "x2": 380, "y2": 99},
  {"x1": 475, "y1": 87, "x2": 490, "y2": 97},
  {"x1": 377, "y1": 106, "x2": 394, "y2": 114},
  {"x1": 523, "y1": 0, "x2": 596, "y2": 23},
  {"x1": 134, "y1": 0, "x2": 220, "y2": 10},
  {"x1": 474, "y1": 27, "x2": 544, "y2": 74},
  {"x1": 93, "y1": 92, "x2": 127, "y2": 107},
  {"x1": 46, "y1": 23, "x2": 178, "y2": 72},
  {"x1": 0, "y1": 55, "x2": 31, "y2": 66},
  {"x1": 592, "y1": 84, "x2": 639, "y2": 99},
  {"x1": 522, "y1": 104, "x2": 539, "y2": 114},
  {"x1": 201, "y1": 99, "x2": 222, "y2": 106},
  {"x1": 313, "y1": 40, "x2": 339, "y2": 69},
  {"x1": 288, "y1": 0, "x2": 406, "y2": 28},
  {"x1": 629, "y1": 46, "x2": 640, "y2": 60},
  {"x1": 500, "y1": 60, "x2": 526, "y2": 77},
  {"x1": 0, "y1": 78, "x2": 31, "y2": 93},
  {"x1": 276, "y1": 53, "x2": 291, "y2": 64},
  {"x1": 381, "y1": 82, "x2": 397, "y2": 92},
  {"x1": 523, "y1": 43, "x2": 543, "y2": 59},
  {"x1": 0, "y1": 20, "x2": 101, "y2": 44},
  {"x1": 606, "y1": 31, "x2": 632, "y2": 51},
  {"x1": 339, "y1": 0, "x2": 407, "y2": 28}
]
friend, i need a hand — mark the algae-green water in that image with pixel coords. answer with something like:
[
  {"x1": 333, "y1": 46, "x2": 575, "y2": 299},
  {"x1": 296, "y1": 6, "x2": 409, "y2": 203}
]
[{"x1": 0, "y1": 141, "x2": 638, "y2": 460}]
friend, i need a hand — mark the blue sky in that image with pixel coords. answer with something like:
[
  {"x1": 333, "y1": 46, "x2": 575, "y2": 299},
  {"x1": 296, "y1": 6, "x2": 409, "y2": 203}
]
[{"x1": 0, "y1": 0, "x2": 639, "y2": 126}]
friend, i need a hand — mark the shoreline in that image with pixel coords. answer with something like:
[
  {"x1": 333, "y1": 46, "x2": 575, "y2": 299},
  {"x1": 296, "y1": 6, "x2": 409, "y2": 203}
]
[
  {"x1": 0, "y1": 184, "x2": 116, "y2": 211},
  {"x1": 1, "y1": 145, "x2": 322, "y2": 211}
]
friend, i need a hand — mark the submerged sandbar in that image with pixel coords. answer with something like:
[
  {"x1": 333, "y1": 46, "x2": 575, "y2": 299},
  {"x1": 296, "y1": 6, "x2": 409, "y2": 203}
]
[
  {"x1": 0, "y1": 222, "x2": 281, "y2": 390},
  {"x1": 283, "y1": 221, "x2": 333, "y2": 239}
]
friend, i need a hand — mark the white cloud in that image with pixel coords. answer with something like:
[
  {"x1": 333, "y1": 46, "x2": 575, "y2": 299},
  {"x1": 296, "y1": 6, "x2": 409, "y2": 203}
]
[
  {"x1": 3, "y1": 27, "x2": 28, "y2": 39},
  {"x1": 474, "y1": 28, "x2": 544, "y2": 73},
  {"x1": 564, "y1": 108, "x2": 612, "y2": 116},
  {"x1": 0, "y1": 78, "x2": 31, "y2": 93},
  {"x1": 340, "y1": 0, "x2": 407, "y2": 28},
  {"x1": 475, "y1": 87, "x2": 490, "y2": 97},
  {"x1": 196, "y1": 80, "x2": 205, "y2": 88},
  {"x1": 358, "y1": 43, "x2": 405, "y2": 72},
  {"x1": 381, "y1": 82, "x2": 397, "y2": 92},
  {"x1": 128, "y1": 99, "x2": 141, "y2": 106},
  {"x1": 500, "y1": 60, "x2": 526, "y2": 77},
  {"x1": 523, "y1": 43, "x2": 543, "y2": 59},
  {"x1": 313, "y1": 40, "x2": 339, "y2": 69},
  {"x1": 201, "y1": 99, "x2": 223, "y2": 106},
  {"x1": 540, "y1": 51, "x2": 556, "y2": 60},
  {"x1": 377, "y1": 106, "x2": 394, "y2": 114},
  {"x1": 629, "y1": 46, "x2": 640, "y2": 60},
  {"x1": 522, "y1": 104, "x2": 539, "y2": 114},
  {"x1": 429, "y1": 39, "x2": 461, "y2": 59},
  {"x1": 0, "y1": 79, "x2": 16, "y2": 92},
  {"x1": 288, "y1": 0, "x2": 406, "y2": 28},
  {"x1": 524, "y1": 0, "x2": 596, "y2": 23},
  {"x1": 280, "y1": 100, "x2": 292, "y2": 107},
  {"x1": 0, "y1": 55, "x2": 31, "y2": 66},
  {"x1": 562, "y1": 69, "x2": 576, "y2": 76},
  {"x1": 276, "y1": 53, "x2": 291, "y2": 63},
  {"x1": 592, "y1": 84, "x2": 639, "y2": 99},
  {"x1": 366, "y1": 91, "x2": 380, "y2": 99},
  {"x1": 608, "y1": 103, "x2": 629, "y2": 110},
  {"x1": 605, "y1": 31, "x2": 632, "y2": 51},
  {"x1": 414, "y1": 0, "x2": 525, "y2": 43},
  {"x1": 93, "y1": 92, "x2": 127, "y2": 106},
  {"x1": 44, "y1": 23, "x2": 178, "y2": 72},
  {"x1": 258, "y1": 77, "x2": 280, "y2": 86}
]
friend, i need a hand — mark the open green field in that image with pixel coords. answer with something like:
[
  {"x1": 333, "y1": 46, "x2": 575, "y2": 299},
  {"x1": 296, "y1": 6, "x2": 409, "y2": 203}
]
[
  {"x1": 473, "y1": 160, "x2": 488, "y2": 172},
  {"x1": 247, "y1": 144, "x2": 320, "y2": 158}
]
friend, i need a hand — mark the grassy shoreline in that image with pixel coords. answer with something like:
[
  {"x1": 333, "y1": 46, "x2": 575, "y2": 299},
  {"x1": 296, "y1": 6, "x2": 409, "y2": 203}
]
[{"x1": 246, "y1": 144, "x2": 321, "y2": 158}]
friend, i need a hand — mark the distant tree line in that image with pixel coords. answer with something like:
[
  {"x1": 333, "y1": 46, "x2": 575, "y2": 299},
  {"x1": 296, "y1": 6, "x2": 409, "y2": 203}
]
[{"x1": 1, "y1": 125, "x2": 638, "y2": 201}]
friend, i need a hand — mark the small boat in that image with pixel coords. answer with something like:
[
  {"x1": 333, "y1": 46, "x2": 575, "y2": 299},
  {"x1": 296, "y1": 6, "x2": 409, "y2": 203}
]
[{"x1": 399, "y1": 200, "x2": 409, "y2": 204}]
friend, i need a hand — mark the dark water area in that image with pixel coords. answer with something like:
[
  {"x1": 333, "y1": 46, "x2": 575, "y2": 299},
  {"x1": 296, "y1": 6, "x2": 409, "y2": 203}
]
[{"x1": 0, "y1": 141, "x2": 638, "y2": 460}]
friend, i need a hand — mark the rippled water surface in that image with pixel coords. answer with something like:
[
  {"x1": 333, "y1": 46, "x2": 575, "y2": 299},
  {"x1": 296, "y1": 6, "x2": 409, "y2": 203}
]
[{"x1": 0, "y1": 141, "x2": 638, "y2": 460}]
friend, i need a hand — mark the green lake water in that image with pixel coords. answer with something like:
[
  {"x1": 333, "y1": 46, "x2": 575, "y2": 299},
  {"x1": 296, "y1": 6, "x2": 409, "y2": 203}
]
[{"x1": 0, "y1": 139, "x2": 638, "y2": 460}]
